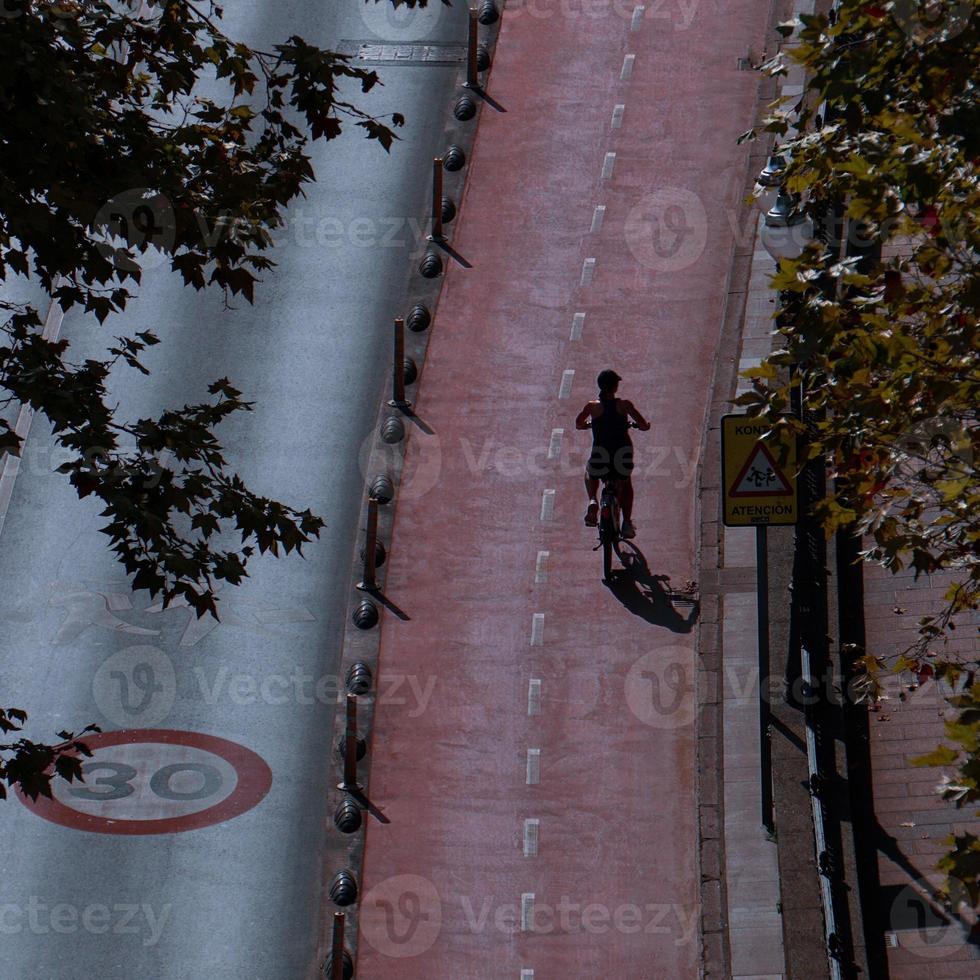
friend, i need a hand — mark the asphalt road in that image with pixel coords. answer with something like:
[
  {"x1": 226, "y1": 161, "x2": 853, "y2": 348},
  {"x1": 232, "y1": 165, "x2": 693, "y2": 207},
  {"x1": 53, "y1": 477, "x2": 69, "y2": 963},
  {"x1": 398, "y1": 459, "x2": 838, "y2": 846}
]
[{"x1": 0, "y1": 2, "x2": 465, "y2": 977}]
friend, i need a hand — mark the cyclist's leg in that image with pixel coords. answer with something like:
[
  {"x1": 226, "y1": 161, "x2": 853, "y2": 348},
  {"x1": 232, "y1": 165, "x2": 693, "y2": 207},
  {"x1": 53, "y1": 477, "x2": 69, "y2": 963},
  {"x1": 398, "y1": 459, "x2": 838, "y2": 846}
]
[
  {"x1": 610, "y1": 445, "x2": 635, "y2": 524},
  {"x1": 621, "y1": 477, "x2": 634, "y2": 522},
  {"x1": 584, "y1": 472, "x2": 600, "y2": 525},
  {"x1": 585, "y1": 474, "x2": 599, "y2": 504},
  {"x1": 585, "y1": 447, "x2": 608, "y2": 525}
]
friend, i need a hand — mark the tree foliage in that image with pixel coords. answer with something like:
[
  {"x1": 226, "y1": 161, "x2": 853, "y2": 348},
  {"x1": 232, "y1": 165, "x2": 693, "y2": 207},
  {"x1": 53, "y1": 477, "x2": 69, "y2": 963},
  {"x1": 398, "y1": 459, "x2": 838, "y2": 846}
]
[
  {"x1": 0, "y1": 0, "x2": 438, "y2": 797},
  {"x1": 739, "y1": 1, "x2": 979, "y2": 904},
  {"x1": 0, "y1": 0, "x2": 418, "y2": 616},
  {"x1": 0, "y1": 706, "x2": 99, "y2": 801}
]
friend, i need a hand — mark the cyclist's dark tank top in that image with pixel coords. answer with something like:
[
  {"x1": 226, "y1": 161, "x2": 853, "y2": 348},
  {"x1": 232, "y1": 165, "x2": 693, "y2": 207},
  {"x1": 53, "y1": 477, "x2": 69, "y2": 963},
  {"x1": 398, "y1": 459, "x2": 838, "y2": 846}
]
[{"x1": 592, "y1": 394, "x2": 630, "y2": 448}]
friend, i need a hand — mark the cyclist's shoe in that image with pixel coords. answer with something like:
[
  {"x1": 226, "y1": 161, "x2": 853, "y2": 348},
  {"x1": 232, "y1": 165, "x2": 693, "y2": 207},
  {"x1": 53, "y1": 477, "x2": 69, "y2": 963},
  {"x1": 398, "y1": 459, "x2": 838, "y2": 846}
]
[
  {"x1": 584, "y1": 502, "x2": 599, "y2": 526},
  {"x1": 621, "y1": 519, "x2": 636, "y2": 539}
]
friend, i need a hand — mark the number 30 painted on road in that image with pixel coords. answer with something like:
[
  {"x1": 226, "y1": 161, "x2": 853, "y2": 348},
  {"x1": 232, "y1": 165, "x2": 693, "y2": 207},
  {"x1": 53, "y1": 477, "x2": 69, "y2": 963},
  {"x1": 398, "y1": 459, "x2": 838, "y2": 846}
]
[{"x1": 18, "y1": 729, "x2": 272, "y2": 835}]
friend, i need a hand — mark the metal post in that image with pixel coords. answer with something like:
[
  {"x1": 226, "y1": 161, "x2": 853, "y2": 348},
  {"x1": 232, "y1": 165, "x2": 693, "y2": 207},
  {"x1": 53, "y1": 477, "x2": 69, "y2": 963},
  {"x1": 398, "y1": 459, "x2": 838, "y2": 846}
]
[
  {"x1": 465, "y1": 7, "x2": 479, "y2": 88},
  {"x1": 330, "y1": 912, "x2": 346, "y2": 980},
  {"x1": 356, "y1": 498, "x2": 379, "y2": 592},
  {"x1": 429, "y1": 158, "x2": 444, "y2": 241},
  {"x1": 756, "y1": 524, "x2": 774, "y2": 833},
  {"x1": 388, "y1": 317, "x2": 411, "y2": 408},
  {"x1": 338, "y1": 695, "x2": 360, "y2": 792}
]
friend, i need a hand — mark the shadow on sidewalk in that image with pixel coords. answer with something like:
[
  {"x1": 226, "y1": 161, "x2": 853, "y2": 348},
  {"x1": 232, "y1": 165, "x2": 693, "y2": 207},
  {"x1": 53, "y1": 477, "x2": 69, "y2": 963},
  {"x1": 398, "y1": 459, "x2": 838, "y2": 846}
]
[
  {"x1": 606, "y1": 541, "x2": 700, "y2": 633},
  {"x1": 875, "y1": 819, "x2": 980, "y2": 950}
]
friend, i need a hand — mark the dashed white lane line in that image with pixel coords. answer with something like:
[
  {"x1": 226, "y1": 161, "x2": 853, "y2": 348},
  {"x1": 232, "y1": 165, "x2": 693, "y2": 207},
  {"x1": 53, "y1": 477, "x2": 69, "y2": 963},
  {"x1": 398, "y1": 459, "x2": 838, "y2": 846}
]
[
  {"x1": 530, "y1": 613, "x2": 545, "y2": 646},
  {"x1": 523, "y1": 818, "x2": 540, "y2": 857},
  {"x1": 540, "y1": 489, "x2": 555, "y2": 522},
  {"x1": 559, "y1": 369, "x2": 575, "y2": 398},
  {"x1": 521, "y1": 972, "x2": 534, "y2": 980},
  {"x1": 621, "y1": 54, "x2": 635, "y2": 80},
  {"x1": 590, "y1": 204, "x2": 606, "y2": 233},
  {"x1": 526, "y1": 749, "x2": 541, "y2": 785},
  {"x1": 548, "y1": 428, "x2": 564, "y2": 460},
  {"x1": 521, "y1": 893, "x2": 536, "y2": 931},
  {"x1": 535, "y1": 550, "x2": 549, "y2": 583},
  {"x1": 601, "y1": 152, "x2": 616, "y2": 180},
  {"x1": 631, "y1": 4, "x2": 645, "y2": 31},
  {"x1": 528, "y1": 678, "x2": 541, "y2": 715},
  {"x1": 611, "y1": 104, "x2": 625, "y2": 128},
  {"x1": 580, "y1": 257, "x2": 596, "y2": 285},
  {"x1": 570, "y1": 311, "x2": 586, "y2": 340}
]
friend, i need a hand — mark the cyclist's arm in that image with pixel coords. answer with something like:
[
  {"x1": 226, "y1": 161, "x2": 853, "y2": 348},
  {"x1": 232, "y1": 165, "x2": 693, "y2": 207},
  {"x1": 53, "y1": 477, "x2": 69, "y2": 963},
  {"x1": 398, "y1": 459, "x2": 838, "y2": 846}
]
[
  {"x1": 623, "y1": 400, "x2": 651, "y2": 431},
  {"x1": 575, "y1": 402, "x2": 596, "y2": 430}
]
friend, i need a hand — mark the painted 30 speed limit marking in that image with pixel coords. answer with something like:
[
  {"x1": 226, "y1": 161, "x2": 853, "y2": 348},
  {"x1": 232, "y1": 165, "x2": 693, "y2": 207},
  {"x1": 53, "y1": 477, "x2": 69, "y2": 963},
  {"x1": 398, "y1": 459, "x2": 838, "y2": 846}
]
[{"x1": 18, "y1": 729, "x2": 272, "y2": 835}]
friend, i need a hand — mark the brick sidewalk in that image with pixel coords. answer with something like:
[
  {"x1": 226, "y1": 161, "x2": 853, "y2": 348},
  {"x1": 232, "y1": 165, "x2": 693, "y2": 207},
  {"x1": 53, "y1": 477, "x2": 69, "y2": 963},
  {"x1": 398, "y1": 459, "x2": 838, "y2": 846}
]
[{"x1": 864, "y1": 565, "x2": 980, "y2": 978}]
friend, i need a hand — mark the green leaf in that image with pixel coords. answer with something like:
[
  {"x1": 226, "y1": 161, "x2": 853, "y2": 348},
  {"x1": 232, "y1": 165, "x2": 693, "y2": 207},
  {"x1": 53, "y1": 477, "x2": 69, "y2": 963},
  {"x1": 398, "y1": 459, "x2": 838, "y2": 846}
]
[{"x1": 911, "y1": 746, "x2": 960, "y2": 768}]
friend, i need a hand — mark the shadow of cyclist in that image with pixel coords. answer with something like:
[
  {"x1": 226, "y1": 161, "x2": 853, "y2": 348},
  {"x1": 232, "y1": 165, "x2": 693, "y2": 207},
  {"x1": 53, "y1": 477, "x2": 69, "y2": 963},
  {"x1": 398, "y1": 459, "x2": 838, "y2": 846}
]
[{"x1": 605, "y1": 540, "x2": 699, "y2": 633}]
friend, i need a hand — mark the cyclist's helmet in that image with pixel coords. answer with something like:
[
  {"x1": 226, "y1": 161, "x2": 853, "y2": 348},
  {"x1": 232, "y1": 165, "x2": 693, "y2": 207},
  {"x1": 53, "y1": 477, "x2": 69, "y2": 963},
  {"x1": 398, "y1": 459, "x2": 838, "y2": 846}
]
[{"x1": 597, "y1": 369, "x2": 622, "y2": 393}]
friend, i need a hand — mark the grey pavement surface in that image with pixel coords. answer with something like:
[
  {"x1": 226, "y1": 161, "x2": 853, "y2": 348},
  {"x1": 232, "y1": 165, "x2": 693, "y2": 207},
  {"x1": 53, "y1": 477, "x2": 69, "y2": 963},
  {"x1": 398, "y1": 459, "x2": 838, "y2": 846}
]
[{"x1": 0, "y1": 2, "x2": 467, "y2": 978}]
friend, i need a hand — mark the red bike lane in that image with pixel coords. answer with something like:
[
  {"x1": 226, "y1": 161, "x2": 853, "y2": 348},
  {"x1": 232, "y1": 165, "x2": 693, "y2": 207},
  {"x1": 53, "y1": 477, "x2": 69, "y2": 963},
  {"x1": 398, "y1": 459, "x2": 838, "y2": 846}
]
[{"x1": 358, "y1": 3, "x2": 772, "y2": 975}]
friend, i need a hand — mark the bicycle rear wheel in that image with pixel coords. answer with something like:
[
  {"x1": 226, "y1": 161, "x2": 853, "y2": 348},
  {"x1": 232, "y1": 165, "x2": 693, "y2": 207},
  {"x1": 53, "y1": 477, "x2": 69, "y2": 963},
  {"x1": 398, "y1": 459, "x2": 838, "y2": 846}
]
[
  {"x1": 600, "y1": 501, "x2": 616, "y2": 582},
  {"x1": 602, "y1": 533, "x2": 613, "y2": 582}
]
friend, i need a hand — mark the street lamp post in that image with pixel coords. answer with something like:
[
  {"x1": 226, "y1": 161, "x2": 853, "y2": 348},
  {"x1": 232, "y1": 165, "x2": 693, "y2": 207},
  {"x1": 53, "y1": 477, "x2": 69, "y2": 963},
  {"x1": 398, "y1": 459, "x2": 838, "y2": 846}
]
[
  {"x1": 761, "y1": 188, "x2": 860, "y2": 977},
  {"x1": 760, "y1": 183, "x2": 815, "y2": 709},
  {"x1": 755, "y1": 192, "x2": 815, "y2": 835}
]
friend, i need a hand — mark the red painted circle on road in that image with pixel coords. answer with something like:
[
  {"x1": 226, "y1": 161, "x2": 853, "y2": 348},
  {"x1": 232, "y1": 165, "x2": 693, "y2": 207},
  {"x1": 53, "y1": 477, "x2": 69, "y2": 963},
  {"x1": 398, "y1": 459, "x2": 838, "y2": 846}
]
[{"x1": 18, "y1": 729, "x2": 272, "y2": 835}]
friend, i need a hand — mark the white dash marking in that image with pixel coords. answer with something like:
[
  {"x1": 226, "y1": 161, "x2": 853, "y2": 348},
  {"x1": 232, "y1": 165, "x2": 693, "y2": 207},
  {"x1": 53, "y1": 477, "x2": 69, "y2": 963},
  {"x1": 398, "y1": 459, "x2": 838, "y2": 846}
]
[
  {"x1": 559, "y1": 369, "x2": 575, "y2": 398},
  {"x1": 521, "y1": 893, "x2": 536, "y2": 931},
  {"x1": 528, "y1": 679, "x2": 541, "y2": 716},
  {"x1": 548, "y1": 428, "x2": 564, "y2": 460},
  {"x1": 590, "y1": 204, "x2": 606, "y2": 233},
  {"x1": 570, "y1": 312, "x2": 586, "y2": 340},
  {"x1": 581, "y1": 257, "x2": 596, "y2": 285},
  {"x1": 526, "y1": 748, "x2": 540, "y2": 784},
  {"x1": 530, "y1": 613, "x2": 545, "y2": 646},
  {"x1": 621, "y1": 54, "x2": 635, "y2": 80},
  {"x1": 540, "y1": 489, "x2": 555, "y2": 522},
  {"x1": 523, "y1": 818, "x2": 540, "y2": 857},
  {"x1": 601, "y1": 152, "x2": 616, "y2": 180},
  {"x1": 521, "y1": 972, "x2": 535, "y2": 980},
  {"x1": 631, "y1": 5, "x2": 645, "y2": 31},
  {"x1": 611, "y1": 104, "x2": 625, "y2": 129},
  {"x1": 535, "y1": 550, "x2": 550, "y2": 583}
]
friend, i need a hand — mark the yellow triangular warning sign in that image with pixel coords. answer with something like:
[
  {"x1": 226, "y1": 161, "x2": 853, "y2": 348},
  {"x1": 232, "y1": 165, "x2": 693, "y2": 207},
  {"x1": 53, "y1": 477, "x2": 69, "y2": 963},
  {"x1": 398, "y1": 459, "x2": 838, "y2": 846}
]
[{"x1": 729, "y1": 442, "x2": 793, "y2": 497}]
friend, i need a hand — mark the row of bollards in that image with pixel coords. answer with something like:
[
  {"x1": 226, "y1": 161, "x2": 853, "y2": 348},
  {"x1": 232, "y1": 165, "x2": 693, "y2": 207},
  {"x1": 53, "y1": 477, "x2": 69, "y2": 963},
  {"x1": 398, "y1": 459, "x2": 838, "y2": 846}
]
[{"x1": 328, "y1": 8, "x2": 500, "y2": 976}]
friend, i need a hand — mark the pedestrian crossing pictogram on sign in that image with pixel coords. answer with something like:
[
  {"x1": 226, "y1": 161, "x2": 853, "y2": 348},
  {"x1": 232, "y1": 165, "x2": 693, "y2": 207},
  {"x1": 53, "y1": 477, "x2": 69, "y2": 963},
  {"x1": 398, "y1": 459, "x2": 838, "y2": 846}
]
[
  {"x1": 728, "y1": 442, "x2": 794, "y2": 497},
  {"x1": 721, "y1": 414, "x2": 798, "y2": 526}
]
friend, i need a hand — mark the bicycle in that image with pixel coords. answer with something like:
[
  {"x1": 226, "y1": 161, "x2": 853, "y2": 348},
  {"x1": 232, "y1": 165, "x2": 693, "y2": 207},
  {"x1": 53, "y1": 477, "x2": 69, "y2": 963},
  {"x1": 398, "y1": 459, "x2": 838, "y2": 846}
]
[
  {"x1": 591, "y1": 422, "x2": 640, "y2": 583},
  {"x1": 595, "y1": 475, "x2": 623, "y2": 583}
]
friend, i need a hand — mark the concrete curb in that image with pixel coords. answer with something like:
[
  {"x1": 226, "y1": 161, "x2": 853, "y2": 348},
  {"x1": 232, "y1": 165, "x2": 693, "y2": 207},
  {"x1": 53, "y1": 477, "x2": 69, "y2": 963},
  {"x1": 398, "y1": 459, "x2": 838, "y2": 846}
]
[{"x1": 316, "y1": 11, "x2": 505, "y2": 975}]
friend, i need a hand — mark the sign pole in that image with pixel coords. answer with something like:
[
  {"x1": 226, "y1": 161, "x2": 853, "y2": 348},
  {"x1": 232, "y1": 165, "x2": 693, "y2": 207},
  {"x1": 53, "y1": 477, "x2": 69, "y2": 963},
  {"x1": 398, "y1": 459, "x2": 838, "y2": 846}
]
[
  {"x1": 465, "y1": 7, "x2": 479, "y2": 89},
  {"x1": 330, "y1": 913, "x2": 346, "y2": 980},
  {"x1": 721, "y1": 414, "x2": 795, "y2": 835},
  {"x1": 388, "y1": 316, "x2": 410, "y2": 408},
  {"x1": 756, "y1": 524, "x2": 774, "y2": 834},
  {"x1": 430, "y1": 157, "x2": 444, "y2": 241},
  {"x1": 339, "y1": 695, "x2": 360, "y2": 793}
]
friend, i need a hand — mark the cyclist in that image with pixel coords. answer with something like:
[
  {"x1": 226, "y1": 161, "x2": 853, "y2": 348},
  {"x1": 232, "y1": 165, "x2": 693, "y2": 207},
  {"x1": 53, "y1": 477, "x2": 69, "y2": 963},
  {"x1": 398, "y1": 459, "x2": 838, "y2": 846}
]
[{"x1": 575, "y1": 369, "x2": 650, "y2": 539}]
